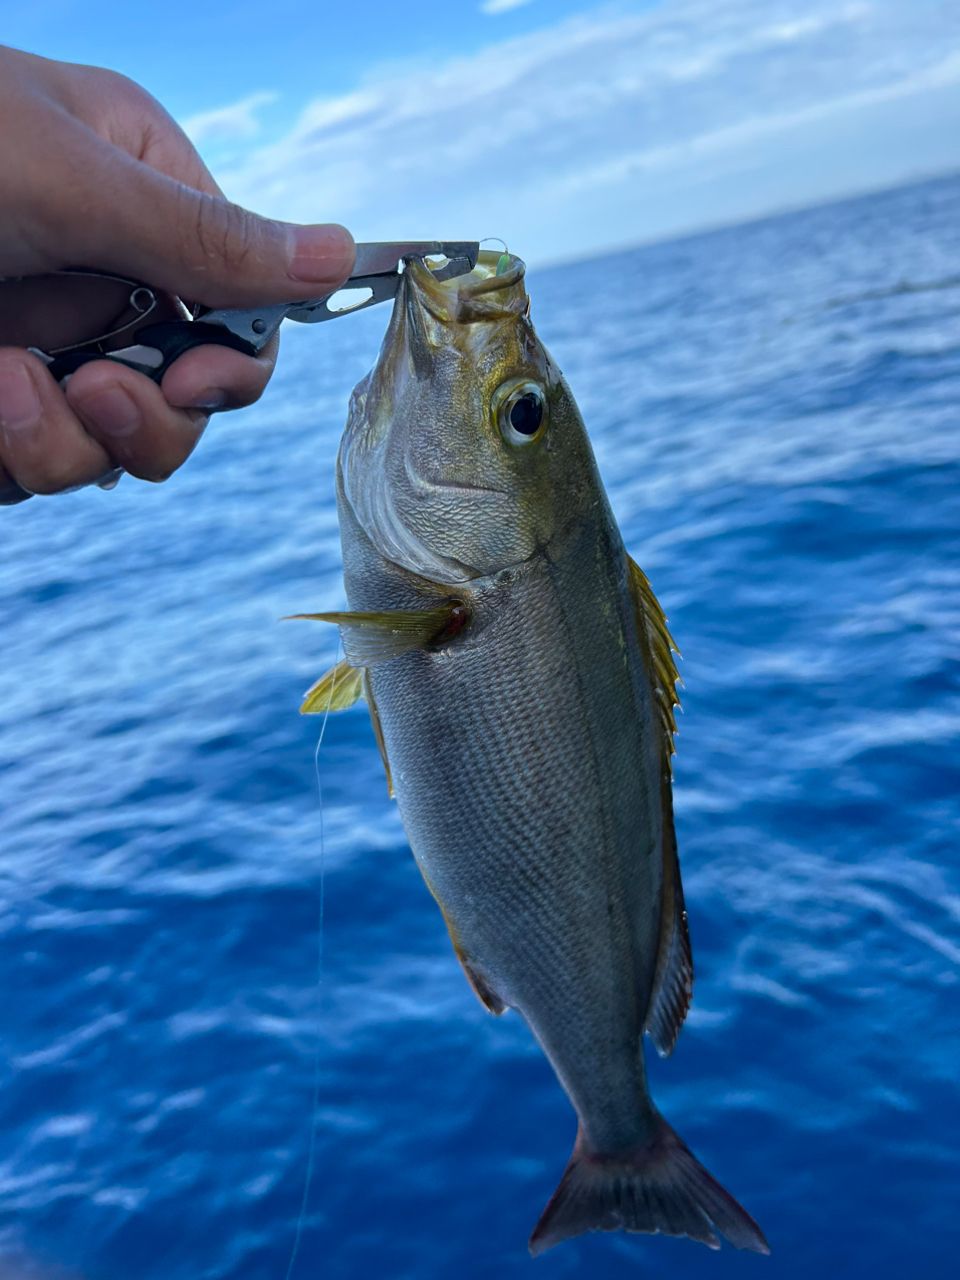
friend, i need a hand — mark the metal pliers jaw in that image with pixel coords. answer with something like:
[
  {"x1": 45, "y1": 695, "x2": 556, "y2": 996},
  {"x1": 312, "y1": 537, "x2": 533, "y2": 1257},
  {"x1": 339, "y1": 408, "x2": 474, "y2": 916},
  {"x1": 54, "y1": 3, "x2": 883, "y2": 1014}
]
[{"x1": 22, "y1": 241, "x2": 480, "y2": 386}]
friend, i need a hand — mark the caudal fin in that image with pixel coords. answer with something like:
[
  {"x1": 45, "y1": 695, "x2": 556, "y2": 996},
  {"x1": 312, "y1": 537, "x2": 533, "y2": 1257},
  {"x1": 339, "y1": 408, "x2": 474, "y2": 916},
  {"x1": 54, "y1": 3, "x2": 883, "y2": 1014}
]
[{"x1": 529, "y1": 1113, "x2": 769, "y2": 1257}]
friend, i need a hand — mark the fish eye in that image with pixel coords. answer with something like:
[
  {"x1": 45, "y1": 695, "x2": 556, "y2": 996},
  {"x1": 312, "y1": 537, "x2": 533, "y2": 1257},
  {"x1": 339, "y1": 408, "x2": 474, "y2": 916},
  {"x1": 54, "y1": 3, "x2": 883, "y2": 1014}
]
[{"x1": 494, "y1": 380, "x2": 548, "y2": 446}]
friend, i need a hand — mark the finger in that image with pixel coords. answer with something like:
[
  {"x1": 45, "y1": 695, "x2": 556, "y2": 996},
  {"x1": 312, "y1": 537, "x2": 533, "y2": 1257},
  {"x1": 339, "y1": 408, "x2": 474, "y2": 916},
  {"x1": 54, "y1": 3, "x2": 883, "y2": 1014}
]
[
  {"x1": 111, "y1": 88, "x2": 225, "y2": 199},
  {"x1": 65, "y1": 359, "x2": 209, "y2": 482},
  {"x1": 159, "y1": 333, "x2": 279, "y2": 412},
  {"x1": 48, "y1": 61, "x2": 225, "y2": 199},
  {"x1": 31, "y1": 127, "x2": 355, "y2": 309},
  {"x1": 0, "y1": 460, "x2": 33, "y2": 506},
  {"x1": 0, "y1": 349, "x2": 113, "y2": 494}
]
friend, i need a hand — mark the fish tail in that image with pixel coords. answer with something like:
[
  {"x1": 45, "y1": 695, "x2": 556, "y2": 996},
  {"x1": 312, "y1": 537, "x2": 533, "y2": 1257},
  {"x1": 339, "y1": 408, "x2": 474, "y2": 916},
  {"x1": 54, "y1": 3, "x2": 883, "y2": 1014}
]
[{"x1": 528, "y1": 1112, "x2": 769, "y2": 1257}]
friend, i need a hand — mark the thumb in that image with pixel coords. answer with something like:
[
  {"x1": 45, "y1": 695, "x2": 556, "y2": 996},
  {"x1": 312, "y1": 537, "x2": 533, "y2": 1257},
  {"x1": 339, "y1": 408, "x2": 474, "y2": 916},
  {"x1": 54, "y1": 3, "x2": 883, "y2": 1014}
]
[{"x1": 43, "y1": 131, "x2": 355, "y2": 308}]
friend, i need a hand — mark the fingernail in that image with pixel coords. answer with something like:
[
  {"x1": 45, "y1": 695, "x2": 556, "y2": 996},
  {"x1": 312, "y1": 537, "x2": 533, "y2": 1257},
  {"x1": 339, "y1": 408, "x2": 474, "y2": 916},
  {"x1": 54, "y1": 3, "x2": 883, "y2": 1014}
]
[
  {"x1": 184, "y1": 389, "x2": 227, "y2": 412},
  {"x1": 288, "y1": 223, "x2": 356, "y2": 285},
  {"x1": 74, "y1": 386, "x2": 141, "y2": 437},
  {"x1": 0, "y1": 362, "x2": 42, "y2": 432},
  {"x1": 96, "y1": 468, "x2": 124, "y2": 491}
]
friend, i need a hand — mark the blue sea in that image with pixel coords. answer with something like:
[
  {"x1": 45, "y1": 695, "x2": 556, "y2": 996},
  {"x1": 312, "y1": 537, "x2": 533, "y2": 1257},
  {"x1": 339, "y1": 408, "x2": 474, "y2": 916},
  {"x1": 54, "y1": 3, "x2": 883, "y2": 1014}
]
[{"x1": 2, "y1": 174, "x2": 959, "y2": 1280}]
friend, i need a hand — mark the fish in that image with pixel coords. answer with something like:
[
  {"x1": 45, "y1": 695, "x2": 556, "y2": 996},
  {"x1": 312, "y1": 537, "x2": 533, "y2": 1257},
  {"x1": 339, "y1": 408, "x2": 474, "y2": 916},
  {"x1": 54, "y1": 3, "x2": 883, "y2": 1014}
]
[{"x1": 293, "y1": 249, "x2": 769, "y2": 1257}]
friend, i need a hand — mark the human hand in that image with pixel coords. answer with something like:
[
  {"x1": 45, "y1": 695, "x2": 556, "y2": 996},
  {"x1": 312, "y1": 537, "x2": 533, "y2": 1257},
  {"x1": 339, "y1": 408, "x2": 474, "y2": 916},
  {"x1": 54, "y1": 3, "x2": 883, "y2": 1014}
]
[{"x1": 0, "y1": 44, "x2": 355, "y2": 505}]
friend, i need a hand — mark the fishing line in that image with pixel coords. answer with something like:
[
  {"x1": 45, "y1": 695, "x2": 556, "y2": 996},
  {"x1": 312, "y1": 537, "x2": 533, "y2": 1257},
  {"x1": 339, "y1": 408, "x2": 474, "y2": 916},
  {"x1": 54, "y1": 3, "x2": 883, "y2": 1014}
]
[
  {"x1": 284, "y1": 641, "x2": 342, "y2": 1280},
  {"x1": 479, "y1": 237, "x2": 512, "y2": 276}
]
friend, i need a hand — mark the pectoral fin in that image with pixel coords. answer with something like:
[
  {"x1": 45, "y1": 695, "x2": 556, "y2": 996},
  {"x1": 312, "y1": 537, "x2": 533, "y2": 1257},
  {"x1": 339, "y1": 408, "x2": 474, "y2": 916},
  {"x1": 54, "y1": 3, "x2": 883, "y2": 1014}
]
[
  {"x1": 300, "y1": 659, "x2": 365, "y2": 714},
  {"x1": 286, "y1": 602, "x2": 466, "y2": 666}
]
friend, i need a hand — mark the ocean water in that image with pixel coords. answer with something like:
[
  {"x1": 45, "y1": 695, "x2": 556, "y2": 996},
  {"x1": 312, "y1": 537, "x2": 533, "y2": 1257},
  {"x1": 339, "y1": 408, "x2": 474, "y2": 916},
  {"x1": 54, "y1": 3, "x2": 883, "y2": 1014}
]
[{"x1": 1, "y1": 173, "x2": 959, "y2": 1280}]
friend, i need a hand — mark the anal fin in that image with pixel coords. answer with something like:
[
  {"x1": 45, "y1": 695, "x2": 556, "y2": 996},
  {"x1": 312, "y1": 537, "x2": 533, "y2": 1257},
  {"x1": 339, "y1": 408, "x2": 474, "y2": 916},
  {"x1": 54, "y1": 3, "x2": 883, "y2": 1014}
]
[{"x1": 645, "y1": 774, "x2": 693, "y2": 1057}]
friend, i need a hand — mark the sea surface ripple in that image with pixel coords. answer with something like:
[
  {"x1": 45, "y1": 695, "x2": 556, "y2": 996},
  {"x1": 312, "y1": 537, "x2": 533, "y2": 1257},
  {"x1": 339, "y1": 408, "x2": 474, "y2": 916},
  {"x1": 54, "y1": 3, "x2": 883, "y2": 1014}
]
[{"x1": 1, "y1": 175, "x2": 958, "y2": 1279}]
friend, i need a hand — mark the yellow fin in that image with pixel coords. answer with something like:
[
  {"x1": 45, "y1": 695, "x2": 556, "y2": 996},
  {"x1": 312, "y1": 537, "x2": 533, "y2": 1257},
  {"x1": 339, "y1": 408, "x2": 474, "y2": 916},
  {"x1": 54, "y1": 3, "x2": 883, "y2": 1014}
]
[
  {"x1": 627, "y1": 554, "x2": 691, "y2": 1053},
  {"x1": 626, "y1": 554, "x2": 681, "y2": 768},
  {"x1": 300, "y1": 660, "x2": 364, "y2": 714},
  {"x1": 285, "y1": 602, "x2": 466, "y2": 666},
  {"x1": 363, "y1": 671, "x2": 394, "y2": 798}
]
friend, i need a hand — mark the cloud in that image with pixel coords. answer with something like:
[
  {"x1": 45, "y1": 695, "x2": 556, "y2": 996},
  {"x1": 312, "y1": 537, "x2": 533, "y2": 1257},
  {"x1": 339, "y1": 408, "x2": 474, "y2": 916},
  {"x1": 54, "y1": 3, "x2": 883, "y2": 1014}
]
[
  {"x1": 189, "y1": 0, "x2": 960, "y2": 262},
  {"x1": 480, "y1": 0, "x2": 535, "y2": 14},
  {"x1": 551, "y1": 47, "x2": 960, "y2": 195},
  {"x1": 181, "y1": 91, "x2": 278, "y2": 146}
]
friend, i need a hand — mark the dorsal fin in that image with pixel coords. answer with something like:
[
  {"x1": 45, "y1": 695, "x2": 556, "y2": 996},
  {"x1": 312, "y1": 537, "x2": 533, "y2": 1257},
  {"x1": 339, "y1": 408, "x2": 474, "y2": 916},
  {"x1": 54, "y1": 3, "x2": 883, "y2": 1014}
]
[
  {"x1": 645, "y1": 775, "x2": 693, "y2": 1056},
  {"x1": 626, "y1": 555, "x2": 681, "y2": 770},
  {"x1": 626, "y1": 553, "x2": 691, "y2": 1055}
]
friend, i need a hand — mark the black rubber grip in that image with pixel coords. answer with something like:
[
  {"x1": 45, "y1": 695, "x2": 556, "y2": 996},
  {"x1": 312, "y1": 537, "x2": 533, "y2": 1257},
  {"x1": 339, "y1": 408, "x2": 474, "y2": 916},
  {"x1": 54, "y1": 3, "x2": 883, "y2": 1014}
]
[
  {"x1": 133, "y1": 321, "x2": 258, "y2": 373},
  {"x1": 45, "y1": 350, "x2": 116, "y2": 382},
  {"x1": 45, "y1": 321, "x2": 258, "y2": 386}
]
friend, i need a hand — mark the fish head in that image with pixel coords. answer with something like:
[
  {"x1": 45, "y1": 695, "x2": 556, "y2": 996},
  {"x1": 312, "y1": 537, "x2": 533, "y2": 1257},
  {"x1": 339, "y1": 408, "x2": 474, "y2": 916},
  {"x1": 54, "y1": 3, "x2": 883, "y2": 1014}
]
[{"x1": 338, "y1": 250, "x2": 599, "y2": 583}]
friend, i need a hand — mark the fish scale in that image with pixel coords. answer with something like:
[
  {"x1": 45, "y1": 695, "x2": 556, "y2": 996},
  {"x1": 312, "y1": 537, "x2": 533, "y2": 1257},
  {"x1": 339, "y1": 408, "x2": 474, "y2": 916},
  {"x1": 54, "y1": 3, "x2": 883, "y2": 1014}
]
[{"x1": 359, "y1": 522, "x2": 661, "y2": 1149}]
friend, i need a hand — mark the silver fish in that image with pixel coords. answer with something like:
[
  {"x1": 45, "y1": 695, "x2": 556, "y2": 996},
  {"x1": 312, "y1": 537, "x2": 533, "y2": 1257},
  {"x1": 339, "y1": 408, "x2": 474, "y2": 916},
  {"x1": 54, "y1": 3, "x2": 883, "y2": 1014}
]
[{"x1": 294, "y1": 250, "x2": 768, "y2": 1257}]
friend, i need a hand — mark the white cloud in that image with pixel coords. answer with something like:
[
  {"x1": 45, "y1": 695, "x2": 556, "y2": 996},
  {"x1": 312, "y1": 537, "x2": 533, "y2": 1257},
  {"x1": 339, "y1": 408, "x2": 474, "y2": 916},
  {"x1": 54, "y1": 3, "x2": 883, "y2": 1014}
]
[
  {"x1": 480, "y1": 0, "x2": 535, "y2": 13},
  {"x1": 181, "y1": 91, "x2": 278, "y2": 146},
  {"x1": 552, "y1": 47, "x2": 960, "y2": 195},
  {"x1": 187, "y1": 0, "x2": 960, "y2": 263}
]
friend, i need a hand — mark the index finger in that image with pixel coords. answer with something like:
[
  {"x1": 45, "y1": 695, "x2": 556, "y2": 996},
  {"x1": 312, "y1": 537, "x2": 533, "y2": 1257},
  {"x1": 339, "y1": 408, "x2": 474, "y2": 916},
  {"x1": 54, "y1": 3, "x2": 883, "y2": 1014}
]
[{"x1": 0, "y1": 460, "x2": 32, "y2": 505}]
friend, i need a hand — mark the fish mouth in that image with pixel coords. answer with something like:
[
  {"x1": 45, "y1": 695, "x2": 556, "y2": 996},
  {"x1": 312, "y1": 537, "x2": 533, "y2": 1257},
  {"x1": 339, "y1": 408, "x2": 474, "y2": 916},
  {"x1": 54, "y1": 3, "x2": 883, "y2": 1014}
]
[{"x1": 405, "y1": 250, "x2": 528, "y2": 324}]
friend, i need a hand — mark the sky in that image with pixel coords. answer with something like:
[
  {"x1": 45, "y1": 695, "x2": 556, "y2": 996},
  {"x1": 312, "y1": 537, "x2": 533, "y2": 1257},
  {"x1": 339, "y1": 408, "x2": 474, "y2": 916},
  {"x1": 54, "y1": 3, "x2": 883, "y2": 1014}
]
[{"x1": 7, "y1": 0, "x2": 960, "y2": 263}]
